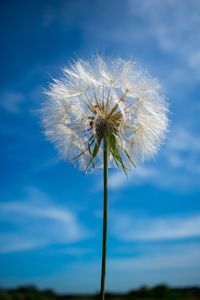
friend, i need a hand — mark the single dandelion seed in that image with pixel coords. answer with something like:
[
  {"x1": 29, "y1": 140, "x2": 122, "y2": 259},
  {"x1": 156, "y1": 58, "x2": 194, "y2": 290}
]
[{"x1": 42, "y1": 56, "x2": 169, "y2": 300}]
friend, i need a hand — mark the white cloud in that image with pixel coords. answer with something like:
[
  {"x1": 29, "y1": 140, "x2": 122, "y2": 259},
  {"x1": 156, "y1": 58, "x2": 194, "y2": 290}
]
[
  {"x1": 0, "y1": 91, "x2": 24, "y2": 113},
  {"x1": 27, "y1": 0, "x2": 200, "y2": 90},
  {"x1": 105, "y1": 243, "x2": 200, "y2": 291},
  {"x1": 13, "y1": 243, "x2": 200, "y2": 293},
  {"x1": 111, "y1": 211, "x2": 200, "y2": 241},
  {"x1": 0, "y1": 187, "x2": 90, "y2": 253},
  {"x1": 0, "y1": 235, "x2": 44, "y2": 253},
  {"x1": 55, "y1": 246, "x2": 93, "y2": 256},
  {"x1": 168, "y1": 128, "x2": 200, "y2": 152},
  {"x1": 108, "y1": 127, "x2": 200, "y2": 192},
  {"x1": 109, "y1": 166, "x2": 157, "y2": 190},
  {"x1": 164, "y1": 128, "x2": 200, "y2": 179},
  {"x1": 129, "y1": 0, "x2": 200, "y2": 75},
  {"x1": 108, "y1": 243, "x2": 200, "y2": 271}
]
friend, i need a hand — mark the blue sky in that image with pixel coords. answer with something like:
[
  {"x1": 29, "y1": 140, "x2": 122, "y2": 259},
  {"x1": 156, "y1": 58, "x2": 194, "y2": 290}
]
[{"x1": 1, "y1": 0, "x2": 200, "y2": 294}]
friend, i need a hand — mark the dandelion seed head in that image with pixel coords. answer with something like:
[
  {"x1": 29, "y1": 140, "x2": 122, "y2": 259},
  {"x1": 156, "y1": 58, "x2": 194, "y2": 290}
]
[{"x1": 42, "y1": 56, "x2": 169, "y2": 172}]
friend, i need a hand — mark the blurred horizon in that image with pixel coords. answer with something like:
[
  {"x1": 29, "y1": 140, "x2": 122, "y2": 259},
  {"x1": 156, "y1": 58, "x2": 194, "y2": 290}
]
[
  {"x1": 1, "y1": 0, "x2": 200, "y2": 294},
  {"x1": 1, "y1": 283, "x2": 200, "y2": 296}
]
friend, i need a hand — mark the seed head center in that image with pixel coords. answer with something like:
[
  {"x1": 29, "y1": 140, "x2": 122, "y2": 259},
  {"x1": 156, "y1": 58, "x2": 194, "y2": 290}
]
[{"x1": 95, "y1": 108, "x2": 122, "y2": 138}]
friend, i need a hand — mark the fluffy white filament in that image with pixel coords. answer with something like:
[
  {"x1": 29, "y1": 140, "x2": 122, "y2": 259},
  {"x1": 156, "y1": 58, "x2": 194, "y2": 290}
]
[{"x1": 42, "y1": 57, "x2": 169, "y2": 172}]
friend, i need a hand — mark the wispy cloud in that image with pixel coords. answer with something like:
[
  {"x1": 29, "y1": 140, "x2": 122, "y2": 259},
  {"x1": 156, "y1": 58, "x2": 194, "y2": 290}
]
[
  {"x1": 109, "y1": 166, "x2": 157, "y2": 190},
  {"x1": 129, "y1": 0, "x2": 200, "y2": 75},
  {"x1": 110, "y1": 211, "x2": 200, "y2": 241},
  {"x1": 0, "y1": 91, "x2": 24, "y2": 113},
  {"x1": 27, "y1": 243, "x2": 200, "y2": 293},
  {"x1": 105, "y1": 243, "x2": 200, "y2": 291},
  {"x1": 108, "y1": 127, "x2": 200, "y2": 192},
  {"x1": 108, "y1": 243, "x2": 200, "y2": 271},
  {"x1": 55, "y1": 246, "x2": 93, "y2": 256},
  {"x1": 0, "y1": 187, "x2": 90, "y2": 253}
]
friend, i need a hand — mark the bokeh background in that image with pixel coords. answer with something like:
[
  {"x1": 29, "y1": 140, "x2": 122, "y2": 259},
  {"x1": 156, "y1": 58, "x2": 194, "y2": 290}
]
[{"x1": 0, "y1": 0, "x2": 200, "y2": 294}]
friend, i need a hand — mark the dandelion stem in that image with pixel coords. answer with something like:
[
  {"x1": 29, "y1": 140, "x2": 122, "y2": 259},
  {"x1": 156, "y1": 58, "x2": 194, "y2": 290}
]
[{"x1": 100, "y1": 138, "x2": 108, "y2": 300}]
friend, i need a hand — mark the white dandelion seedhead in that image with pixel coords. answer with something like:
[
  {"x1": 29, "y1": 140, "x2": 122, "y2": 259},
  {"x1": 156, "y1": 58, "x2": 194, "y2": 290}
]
[{"x1": 42, "y1": 56, "x2": 169, "y2": 172}]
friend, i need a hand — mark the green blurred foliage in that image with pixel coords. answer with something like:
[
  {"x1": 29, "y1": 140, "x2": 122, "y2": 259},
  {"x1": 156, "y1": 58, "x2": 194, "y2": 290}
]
[{"x1": 0, "y1": 285, "x2": 200, "y2": 300}]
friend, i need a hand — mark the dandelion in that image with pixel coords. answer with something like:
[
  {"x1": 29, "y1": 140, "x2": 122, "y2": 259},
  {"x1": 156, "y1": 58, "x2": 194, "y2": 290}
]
[{"x1": 42, "y1": 56, "x2": 168, "y2": 300}]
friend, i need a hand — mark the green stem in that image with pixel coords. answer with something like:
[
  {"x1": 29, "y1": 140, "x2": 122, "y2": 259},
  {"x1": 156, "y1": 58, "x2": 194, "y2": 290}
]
[{"x1": 100, "y1": 138, "x2": 108, "y2": 300}]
